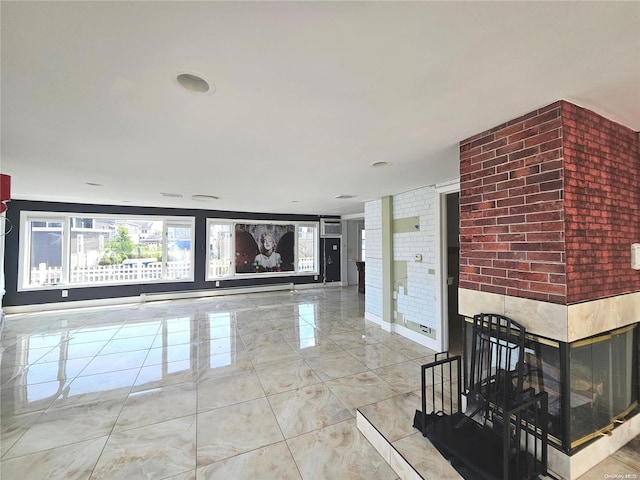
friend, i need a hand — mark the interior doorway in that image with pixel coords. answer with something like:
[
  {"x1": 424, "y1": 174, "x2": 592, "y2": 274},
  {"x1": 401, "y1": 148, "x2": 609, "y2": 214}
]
[
  {"x1": 323, "y1": 237, "x2": 341, "y2": 282},
  {"x1": 445, "y1": 192, "x2": 462, "y2": 354}
]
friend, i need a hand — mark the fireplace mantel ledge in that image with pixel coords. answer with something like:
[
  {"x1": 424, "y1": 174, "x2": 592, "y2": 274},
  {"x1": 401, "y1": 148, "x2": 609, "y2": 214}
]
[{"x1": 458, "y1": 289, "x2": 640, "y2": 343}]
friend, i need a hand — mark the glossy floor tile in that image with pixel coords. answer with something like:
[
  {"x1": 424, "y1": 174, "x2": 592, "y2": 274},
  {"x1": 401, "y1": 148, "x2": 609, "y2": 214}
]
[
  {"x1": 196, "y1": 441, "x2": 301, "y2": 480},
  {"x1": 1, "y1": 286, "x2": 637, "y2": 480},
  {"x1": 287, "y1": 419, "x2": 397, "y2": 480},
  {"x1": 92, "y1": 415, "x2": 197, "y2": 479}
]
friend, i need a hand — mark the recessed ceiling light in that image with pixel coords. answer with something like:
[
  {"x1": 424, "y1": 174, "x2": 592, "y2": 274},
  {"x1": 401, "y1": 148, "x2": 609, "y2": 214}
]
[
  {"x1": 160, "y1": 192, "x2": 183, "y2": 198},
  {"x1": 86, "y1": 182, "x2": 102, "y2": 187},
  {"x1": 334, "y1": 194, "x2": 357, "y2": 200},
  {"x1": 191, "y1": 194, "x2": 219, "y2": 201},
  {"x1": 176, "y1": 73, "x2": 211, "y2": 94},
  {"x1": 371, "y1": 161, "x2": 391, "y2": 168}
]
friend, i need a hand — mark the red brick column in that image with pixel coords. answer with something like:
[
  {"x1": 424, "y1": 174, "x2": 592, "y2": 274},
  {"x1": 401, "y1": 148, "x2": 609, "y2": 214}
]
[
  {"x1": 460, "y1": 100, "x2": 640, "y2": 306},
  {"x1": 562, "y1": 102, "x2": 640, "y2": 303},
  {"x1": 459, "y1": 101, "x2": 566, "y2": 304}
]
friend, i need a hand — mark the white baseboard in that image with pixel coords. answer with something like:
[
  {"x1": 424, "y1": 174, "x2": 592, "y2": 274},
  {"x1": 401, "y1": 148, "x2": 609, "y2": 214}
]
[
  {"x1": 364, "y1": 311, "x2": 441, "y2": 352},
  {"x1": 3, "y1": 282, "x2": 337, "y2": 314},
  {"x1": 364, "y1": 311, "x2": 383, "y2": 326},
  {"x1": 391, "y1": 323, "x2": 440, "y2": 352}
]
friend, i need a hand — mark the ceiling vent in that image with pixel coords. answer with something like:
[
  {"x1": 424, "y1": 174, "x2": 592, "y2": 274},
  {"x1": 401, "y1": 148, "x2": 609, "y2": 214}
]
[
  {"x1": 191, "y1": 194, "x2": 219, "y2": 201},
  {"x1": 321, "y1": 219, "x2": 342, "y2": 237}
]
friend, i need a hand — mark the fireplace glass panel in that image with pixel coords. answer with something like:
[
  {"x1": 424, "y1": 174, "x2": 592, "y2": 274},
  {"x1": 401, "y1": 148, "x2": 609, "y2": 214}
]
[
  {"x1": 610, "y1": 328, "x2": 636, "y2": 419},
  {"x1": 569, "y1": 325, "x2": 637, "y2": 447},
  {"x1": 569, "y1": 336, "x2": 611, "y2": 444},
  {"x1": 522, "y1": 341, "x2": 563, "y2": 441}
]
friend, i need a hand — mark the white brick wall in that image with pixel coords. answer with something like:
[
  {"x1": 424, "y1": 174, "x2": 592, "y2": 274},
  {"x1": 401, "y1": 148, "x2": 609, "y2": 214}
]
[
  {"x1": 364, "y1": 187, "x2": 440, "y2": 333},
  {"x1": 393, "y1": 187, "x2": 437, "y2": 331},
  {"x1": 364, "y1": 199, "x2": 383, "y2": 319}
]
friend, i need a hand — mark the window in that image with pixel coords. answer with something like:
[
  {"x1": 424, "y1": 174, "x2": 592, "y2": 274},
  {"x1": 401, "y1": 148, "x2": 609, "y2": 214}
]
[
  {"x1": 166, "y1": 222, "x2": 193, "y2": 281},
  {"x1": 297, "y1": 224, "x2": 318, "y2": 272},
  {"x1": 20, "y1": 212, "x2": 194, "y2": 290},
  {"x1": 206, "y1": 219, "x2": 319, "y2": 279},
  {"x1": 207, "y1": 222, "x2": 233, "y2": 279},
  {"x1": 26, "y1": 216, "x2": 64, "y2": 286}
]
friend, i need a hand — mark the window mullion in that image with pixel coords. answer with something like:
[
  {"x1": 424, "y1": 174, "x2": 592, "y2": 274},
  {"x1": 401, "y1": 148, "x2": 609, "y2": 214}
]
[
  {"x1": 230, "y1": 224, "x2": 236, "y2": 276},
  {"x1": 162, "y1": 222, "x2": 168, "y2": 279},
  {"x1": 61, "y1": 216, "x2": 71, "y2": 285},
  {"x1": 294, "y1": 224, "x2": 299, "y2": 273}
]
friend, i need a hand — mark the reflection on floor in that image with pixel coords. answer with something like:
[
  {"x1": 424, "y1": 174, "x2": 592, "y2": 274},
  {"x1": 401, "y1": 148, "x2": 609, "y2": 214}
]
[{"x1": 0, "y1": 287, "x2": 637, "y2": 479}]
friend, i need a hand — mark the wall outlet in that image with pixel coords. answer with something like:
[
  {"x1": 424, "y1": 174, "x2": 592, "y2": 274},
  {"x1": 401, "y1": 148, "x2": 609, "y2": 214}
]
[
  {"x1": 61, "y1": 290, "x2": 68, "y2": 298},
  {"x1": 632, "y1": 243, "x2": 640, "y2": 270},
  {"x1": 216, "y1": 280, "x2": 220, "y2": 287}
]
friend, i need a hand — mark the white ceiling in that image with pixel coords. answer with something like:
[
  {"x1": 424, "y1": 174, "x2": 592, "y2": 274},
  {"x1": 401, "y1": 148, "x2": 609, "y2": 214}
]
[{"x1": 2, "y1": 1, "x2": 639, "y2": 217}]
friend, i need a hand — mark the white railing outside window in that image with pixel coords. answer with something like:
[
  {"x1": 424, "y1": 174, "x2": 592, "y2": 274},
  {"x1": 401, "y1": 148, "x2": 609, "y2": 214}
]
[
  {"x1": 30, "y1": 262, "x2": 193, "y2": 286},
  {"x1": 298, "y1": 257, "x2": 315, "y2": 272},
  {"x1": 208, "y1": 260, "x2": 230, "y2": 278}
]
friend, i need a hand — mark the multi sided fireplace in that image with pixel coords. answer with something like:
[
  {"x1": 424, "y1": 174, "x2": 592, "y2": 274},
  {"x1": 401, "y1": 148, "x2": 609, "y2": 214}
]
[
  {"x1": 456, "y1": 100, "x2": 640, "y2": 478},
  {"x1": 463, "y1": 319, "x2": 639, "y2": 453}
]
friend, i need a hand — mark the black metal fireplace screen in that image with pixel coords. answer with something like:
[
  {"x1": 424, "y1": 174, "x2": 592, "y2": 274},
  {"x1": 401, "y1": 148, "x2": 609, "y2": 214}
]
[
  {"x1": 414, "y1": 314, "x2": 549, "y2": 480},
  {"x1": 414, "y1": 314, "x2": 639, "y2": 480}
]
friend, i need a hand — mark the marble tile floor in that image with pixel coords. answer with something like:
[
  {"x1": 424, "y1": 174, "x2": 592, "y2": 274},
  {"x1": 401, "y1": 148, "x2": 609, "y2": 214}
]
[
  {"x1": 0, "y1": 287, "x2": 421, "y2": 480},
  {"x1": 0, "y1": 287, "x2": 637, "y2": 480}
]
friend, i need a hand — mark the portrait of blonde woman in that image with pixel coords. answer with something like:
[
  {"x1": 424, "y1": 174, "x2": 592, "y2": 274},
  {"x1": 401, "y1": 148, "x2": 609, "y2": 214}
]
[{"x1": 254, "y1": 231, "x2": 282, "y2": 270}]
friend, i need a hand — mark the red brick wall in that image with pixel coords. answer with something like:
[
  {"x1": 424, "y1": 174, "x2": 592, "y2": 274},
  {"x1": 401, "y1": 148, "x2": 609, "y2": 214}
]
[
  {"x1": 562, "y1": 102, "x2": 640, "y2": 303},
  {"x1": 459, "y1": 101, "x2": 567, "y2": 304},
  {"x1": 459, "y1": 100, "x2": 640, "y2": 305}
]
